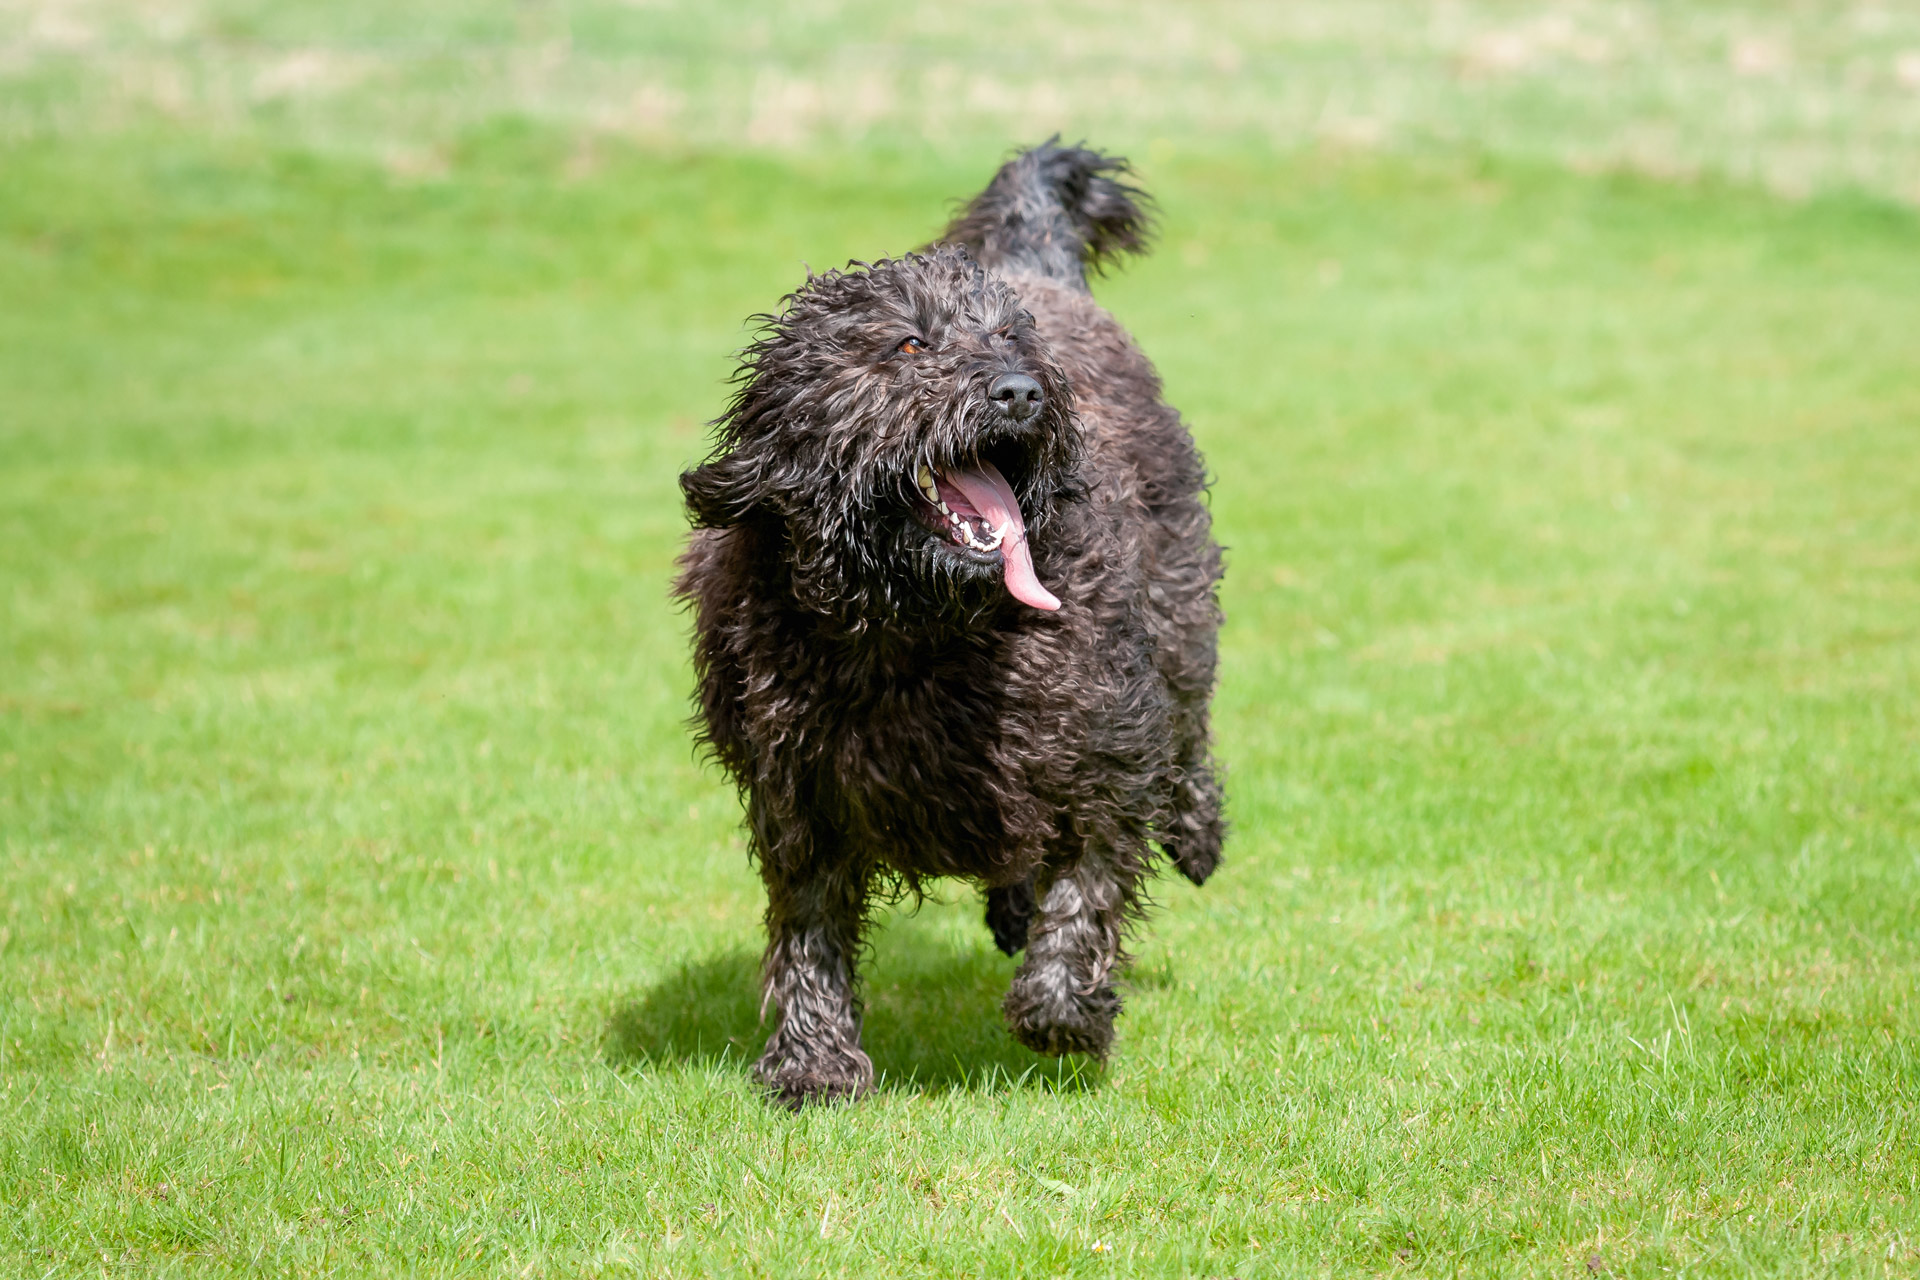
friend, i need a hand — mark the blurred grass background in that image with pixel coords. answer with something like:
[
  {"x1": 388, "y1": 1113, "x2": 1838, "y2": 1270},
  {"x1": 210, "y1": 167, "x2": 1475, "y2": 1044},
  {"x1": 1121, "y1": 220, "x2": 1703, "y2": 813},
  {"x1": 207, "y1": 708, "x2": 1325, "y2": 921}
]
[
  {"x1": 9, "y1": 0, "x2": 1920, "y2": 199},
  {"x1": 3, "y1": 2, "x2": 1920, "y2": 1277}
]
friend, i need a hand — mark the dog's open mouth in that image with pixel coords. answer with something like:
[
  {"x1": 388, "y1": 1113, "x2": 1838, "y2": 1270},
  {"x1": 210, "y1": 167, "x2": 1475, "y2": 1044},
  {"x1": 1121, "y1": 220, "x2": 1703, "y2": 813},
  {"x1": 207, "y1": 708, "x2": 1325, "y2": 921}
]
[{"x1": 911, "y1": 460, "x2": 1061, "y2": 611}]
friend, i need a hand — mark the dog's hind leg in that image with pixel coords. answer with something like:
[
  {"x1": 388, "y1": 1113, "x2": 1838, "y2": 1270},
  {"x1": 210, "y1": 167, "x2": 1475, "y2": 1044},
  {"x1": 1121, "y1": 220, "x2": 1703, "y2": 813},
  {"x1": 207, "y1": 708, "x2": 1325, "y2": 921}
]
[
  {"x1": 983, "y1": 876, "x2": 1037, "y2": 955},
  {"x1": 1001, "y1": 855, "x2": 1132, "y2": 1058},
  {"x1": 1162, "y1": 748, "x2": 1225, "y2": 886},
  {"x1": 752, "y1": 819, "x2": 875, "y2": 1107}
]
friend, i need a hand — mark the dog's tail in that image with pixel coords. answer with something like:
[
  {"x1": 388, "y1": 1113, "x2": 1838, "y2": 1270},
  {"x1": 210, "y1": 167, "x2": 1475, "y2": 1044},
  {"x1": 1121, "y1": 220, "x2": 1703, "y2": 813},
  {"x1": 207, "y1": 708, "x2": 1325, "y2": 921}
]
[{"x1": 938, "y1": 138, "x2": 1151, "y2": 291}]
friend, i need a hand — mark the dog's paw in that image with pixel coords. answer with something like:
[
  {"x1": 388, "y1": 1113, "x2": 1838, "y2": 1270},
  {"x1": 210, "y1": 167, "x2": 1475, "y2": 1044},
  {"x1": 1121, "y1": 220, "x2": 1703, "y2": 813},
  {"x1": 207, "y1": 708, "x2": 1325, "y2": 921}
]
[
  {"x1": 984, "y1": 879, "x2": 1037, "y2": 955},
  {"x1": 1003, "y1": 982, "x2": 1120, "y2": 1059},
  {"x1": 1162, "y1": 810, "x2": 1224, "y2": 886},
  {"x1": 754, "y1": 1045, "x2": 874, "y2": 1109},
  {"x1": 1168, "y1": 836, "x2": 1222, "y2": 886}
]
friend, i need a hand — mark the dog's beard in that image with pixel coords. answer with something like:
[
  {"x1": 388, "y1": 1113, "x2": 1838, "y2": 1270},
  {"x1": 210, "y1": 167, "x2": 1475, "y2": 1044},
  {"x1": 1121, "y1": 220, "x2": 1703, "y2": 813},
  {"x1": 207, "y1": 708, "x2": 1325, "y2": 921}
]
[{"x1": 908, "y1": 459, "x2": 1059, "y2": 611}]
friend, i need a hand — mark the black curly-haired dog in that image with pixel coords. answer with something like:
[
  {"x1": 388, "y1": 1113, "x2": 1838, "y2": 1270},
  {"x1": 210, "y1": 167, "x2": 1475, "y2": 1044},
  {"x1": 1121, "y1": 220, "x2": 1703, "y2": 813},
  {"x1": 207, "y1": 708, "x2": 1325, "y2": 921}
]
[{"x1": 676, "y1": 141, "x2": 1224, "y2": 1106}]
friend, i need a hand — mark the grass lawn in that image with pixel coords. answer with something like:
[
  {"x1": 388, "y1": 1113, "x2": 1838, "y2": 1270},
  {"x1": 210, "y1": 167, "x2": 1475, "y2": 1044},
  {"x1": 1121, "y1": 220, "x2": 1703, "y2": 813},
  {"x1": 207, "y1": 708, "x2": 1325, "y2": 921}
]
[{"x1": 4, "y1": 106, "x2": 1920, "y2": 1280}]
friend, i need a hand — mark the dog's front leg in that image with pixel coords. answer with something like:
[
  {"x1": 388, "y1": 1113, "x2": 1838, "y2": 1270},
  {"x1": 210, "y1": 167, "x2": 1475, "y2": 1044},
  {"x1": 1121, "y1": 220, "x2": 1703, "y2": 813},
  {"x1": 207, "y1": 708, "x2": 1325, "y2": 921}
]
[
  {"x1": 753, "y1": 824, "x2": 874, "y2": 1107},
  {"x1": 1001, "y1": 854, "x2": 1130, "y2": 1059}
]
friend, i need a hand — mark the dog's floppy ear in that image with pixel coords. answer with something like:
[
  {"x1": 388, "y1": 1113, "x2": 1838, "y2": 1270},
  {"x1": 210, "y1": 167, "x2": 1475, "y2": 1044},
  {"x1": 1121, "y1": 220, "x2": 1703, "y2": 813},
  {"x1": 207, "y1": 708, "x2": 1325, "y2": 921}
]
[
  {"x1": 686, "y1": 321, "x2": 798, "y2": 529},
  {"x1": 680, "y1": 449, "x2": 770, "y2": 529}
]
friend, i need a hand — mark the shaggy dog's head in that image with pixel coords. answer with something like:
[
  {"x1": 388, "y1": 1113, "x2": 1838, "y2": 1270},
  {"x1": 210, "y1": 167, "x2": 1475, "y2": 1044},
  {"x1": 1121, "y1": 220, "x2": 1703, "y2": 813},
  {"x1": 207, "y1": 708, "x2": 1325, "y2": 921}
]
[{"x1": 682, "y1": 246, "x2": 1080, "y2": 624}]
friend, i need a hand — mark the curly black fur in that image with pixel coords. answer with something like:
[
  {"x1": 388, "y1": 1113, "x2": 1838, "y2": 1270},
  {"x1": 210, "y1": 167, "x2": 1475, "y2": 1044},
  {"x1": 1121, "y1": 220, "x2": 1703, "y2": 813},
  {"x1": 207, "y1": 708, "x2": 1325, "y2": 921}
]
[{"x1": 675, "y1": 140, "x2": 1225, "y2": 1107}]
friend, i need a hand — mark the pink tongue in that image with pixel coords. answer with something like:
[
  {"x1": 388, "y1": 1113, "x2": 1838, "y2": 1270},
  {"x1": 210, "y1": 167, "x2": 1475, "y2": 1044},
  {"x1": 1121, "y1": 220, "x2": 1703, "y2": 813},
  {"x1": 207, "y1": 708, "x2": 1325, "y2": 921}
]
[{"x1": 944, "y1": 462, "x2": 1061, "y2": 611}]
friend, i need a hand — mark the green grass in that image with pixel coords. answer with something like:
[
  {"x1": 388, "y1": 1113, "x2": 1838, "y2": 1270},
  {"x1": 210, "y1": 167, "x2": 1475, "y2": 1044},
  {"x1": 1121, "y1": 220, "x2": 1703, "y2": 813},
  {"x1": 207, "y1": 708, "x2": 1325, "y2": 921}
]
[
  {"x1": 5, "y1": 93, "x2": 1920, "y2": 1280},
  {"x1": 12, "y1": 0, "x2": 1920, "y2": 204}
]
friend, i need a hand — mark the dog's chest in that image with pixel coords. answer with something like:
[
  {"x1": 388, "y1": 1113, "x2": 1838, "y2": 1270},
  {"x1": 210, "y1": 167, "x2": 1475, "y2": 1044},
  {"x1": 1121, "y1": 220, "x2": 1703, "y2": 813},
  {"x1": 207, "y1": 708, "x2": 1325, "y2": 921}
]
[{"x1": 806, "y1": 646, "x2": 1044, "y2": 879}]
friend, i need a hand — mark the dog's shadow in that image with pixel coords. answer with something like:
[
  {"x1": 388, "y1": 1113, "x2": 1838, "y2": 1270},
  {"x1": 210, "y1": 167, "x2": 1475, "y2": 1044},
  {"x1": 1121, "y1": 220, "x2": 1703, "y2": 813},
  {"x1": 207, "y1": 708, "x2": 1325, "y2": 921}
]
[{"x1": 605, "y1": 905, "x2": 1101, "y2": 1095}]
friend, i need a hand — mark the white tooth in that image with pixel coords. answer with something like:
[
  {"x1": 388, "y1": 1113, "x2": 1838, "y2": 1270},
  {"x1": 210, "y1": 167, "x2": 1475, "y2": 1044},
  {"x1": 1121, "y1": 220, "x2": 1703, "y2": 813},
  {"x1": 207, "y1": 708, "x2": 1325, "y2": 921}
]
[
  {"x1": 957, "y1": 518, "x2": 1002, "y2": 553},
  {"x1": 937, "y1": 500, "x2": 951, "y2": 514}
]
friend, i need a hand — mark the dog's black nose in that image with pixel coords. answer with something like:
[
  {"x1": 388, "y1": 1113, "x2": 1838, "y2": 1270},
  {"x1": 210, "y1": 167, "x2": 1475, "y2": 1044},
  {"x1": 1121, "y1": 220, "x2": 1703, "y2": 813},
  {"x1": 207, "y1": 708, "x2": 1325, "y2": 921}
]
[{"x1": 989, "y1": 372, "x2": 1044, "y2": 420}]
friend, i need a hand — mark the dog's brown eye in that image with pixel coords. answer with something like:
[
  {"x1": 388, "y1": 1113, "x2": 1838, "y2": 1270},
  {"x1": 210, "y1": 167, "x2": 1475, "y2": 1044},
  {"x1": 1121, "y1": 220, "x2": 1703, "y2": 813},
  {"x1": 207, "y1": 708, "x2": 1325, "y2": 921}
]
[{"x1": 897, "y1": 337, "x2": 926, "y2": 355}]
